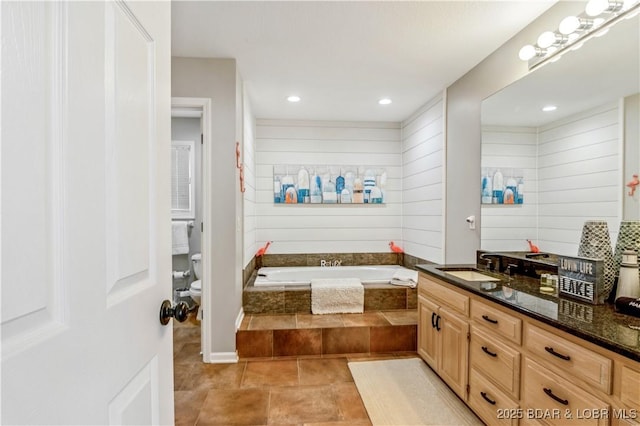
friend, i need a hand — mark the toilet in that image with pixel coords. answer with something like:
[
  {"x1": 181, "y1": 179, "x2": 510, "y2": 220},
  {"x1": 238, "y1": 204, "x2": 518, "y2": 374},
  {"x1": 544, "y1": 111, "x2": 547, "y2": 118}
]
[{"x1": 189, "y1": 253, "x2": 201, "y2": 305}]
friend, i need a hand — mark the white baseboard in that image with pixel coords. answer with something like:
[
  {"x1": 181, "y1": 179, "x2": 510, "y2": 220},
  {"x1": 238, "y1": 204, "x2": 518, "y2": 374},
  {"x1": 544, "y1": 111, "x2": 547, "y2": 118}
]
[{"x1": 208, "y1": 351, "x2": 239, "y2": 363}]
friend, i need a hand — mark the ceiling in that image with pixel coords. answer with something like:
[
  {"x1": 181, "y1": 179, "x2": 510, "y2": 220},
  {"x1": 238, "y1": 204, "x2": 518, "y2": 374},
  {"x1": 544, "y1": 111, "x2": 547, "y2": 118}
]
[{"x1": 171, "y1": 1, "x2": 558, "y2": 122}]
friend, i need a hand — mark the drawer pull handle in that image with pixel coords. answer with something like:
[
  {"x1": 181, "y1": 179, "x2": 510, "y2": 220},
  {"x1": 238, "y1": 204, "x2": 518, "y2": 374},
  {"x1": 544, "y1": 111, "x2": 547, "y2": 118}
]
[
  {"x1": 543, "y1": 388, "x2": 569, "y2": 405},
  {"x1": 482, "y1": 314, "x2": 498, "y2": 324},
  {"x1": 480, "y1": 391, "x2": 496, "y2": 405},
  {"x1": 545, "y1": 346, "x2": 571, "y2": 361},
  {"x1": 481, "y1": 346, "x2": 497, "y2": 357},
  {"x1": 431, "y1": 312, "x2": 437, "y2": 328}
]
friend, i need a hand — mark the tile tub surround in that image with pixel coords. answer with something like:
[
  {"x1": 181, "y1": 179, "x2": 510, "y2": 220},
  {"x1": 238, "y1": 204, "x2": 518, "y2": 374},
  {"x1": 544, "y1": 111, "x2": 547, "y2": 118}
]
[
  {"x1": 242, "y1": 251, "x2": 429, "y2": 314},
  {"x1": 236, "y1": 310, "x2": 418, "y2": 359}
]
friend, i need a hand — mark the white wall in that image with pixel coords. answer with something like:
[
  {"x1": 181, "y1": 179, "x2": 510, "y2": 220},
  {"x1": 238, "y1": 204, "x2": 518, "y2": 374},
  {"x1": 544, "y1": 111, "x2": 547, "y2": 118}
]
[
  {"x1": 481, "y1": 126, "x2": 538, "y2": 251},
  {"x1": 538, "y1": 102, "x2": 621, "y2": 255},
  {"x1": 172, "y1": 57, "x2": 242, "y2": 359},
  {"x1": 401, "y1": 95, "x2": 445, "y2": 264},
  {"x1": 254, "y1": 120, "x2": 402, "y2": 254}
]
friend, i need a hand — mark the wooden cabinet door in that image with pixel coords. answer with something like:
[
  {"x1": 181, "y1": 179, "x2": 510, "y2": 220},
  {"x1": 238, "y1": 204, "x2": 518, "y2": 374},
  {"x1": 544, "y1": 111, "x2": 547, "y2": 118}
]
[
  {"x1": 418, "y1": 295, "x2": 439, "y2": 368},
  {"x1": 439, "y1": 306, "x2": 470, "y2": 401}
]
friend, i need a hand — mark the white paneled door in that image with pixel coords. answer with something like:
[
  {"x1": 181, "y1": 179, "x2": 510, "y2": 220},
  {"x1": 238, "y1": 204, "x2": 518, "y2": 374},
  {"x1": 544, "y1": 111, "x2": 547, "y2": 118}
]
[{"x1": 1, "y1": 1, "x2": 173, "y2": 424}]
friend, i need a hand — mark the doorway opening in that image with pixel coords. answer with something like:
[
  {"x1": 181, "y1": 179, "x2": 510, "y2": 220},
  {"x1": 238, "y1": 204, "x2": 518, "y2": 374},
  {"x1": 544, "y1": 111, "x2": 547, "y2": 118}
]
[{"x1": 171, "y1": 97, "x2": 212, "y2": 362}]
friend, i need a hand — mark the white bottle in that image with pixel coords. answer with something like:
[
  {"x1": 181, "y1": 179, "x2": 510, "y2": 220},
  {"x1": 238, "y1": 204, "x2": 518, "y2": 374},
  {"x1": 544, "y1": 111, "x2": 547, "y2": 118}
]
[{"x1": 492, "y1": 169, "x2": 504, "y2": 204}]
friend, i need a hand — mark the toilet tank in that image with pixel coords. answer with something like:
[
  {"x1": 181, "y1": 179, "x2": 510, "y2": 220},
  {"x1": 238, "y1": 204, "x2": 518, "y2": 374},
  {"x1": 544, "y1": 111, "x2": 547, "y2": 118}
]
[{"x1": 191, "y1": 253, "x2": 201, "y2": 279}]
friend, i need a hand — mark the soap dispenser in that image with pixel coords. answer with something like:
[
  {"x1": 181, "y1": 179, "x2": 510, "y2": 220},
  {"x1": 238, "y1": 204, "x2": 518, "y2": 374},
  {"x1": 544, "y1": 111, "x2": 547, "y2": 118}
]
[{"x1": 616, "y1": 250, "x2": 640, "y2": 300}]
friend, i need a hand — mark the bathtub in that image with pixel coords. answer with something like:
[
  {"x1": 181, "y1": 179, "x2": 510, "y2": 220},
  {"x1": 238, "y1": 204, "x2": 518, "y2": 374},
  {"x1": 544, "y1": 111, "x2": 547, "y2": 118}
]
[{"x1": 254, "y1": 265, "x2": 414, "y2": 287}]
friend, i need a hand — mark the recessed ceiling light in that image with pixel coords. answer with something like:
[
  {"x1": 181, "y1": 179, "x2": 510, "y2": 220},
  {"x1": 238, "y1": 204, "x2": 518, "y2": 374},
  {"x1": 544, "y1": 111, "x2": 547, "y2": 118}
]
[
  {"x1": 287, "y1": 95, "x2": 301, "y2": 103},
  {"x1": 378, "y1": 98, "x2": 392, "y2": 105},
  {"x1": 542, "y1": 105, "x2": 557, "y2": 112}
]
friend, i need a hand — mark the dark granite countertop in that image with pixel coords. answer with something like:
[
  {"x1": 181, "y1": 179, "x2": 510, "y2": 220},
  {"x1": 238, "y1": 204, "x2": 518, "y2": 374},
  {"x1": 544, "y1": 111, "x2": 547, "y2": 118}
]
[{"x1": 416, "y1": 264, "x2": 640, "y2": 363}]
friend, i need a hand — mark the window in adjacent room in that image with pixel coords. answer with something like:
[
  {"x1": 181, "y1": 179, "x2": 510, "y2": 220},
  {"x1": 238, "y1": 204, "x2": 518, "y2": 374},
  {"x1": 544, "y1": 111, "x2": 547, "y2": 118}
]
[{"x1": 171, "y1": 140, "x2": 195, "y2": 219}]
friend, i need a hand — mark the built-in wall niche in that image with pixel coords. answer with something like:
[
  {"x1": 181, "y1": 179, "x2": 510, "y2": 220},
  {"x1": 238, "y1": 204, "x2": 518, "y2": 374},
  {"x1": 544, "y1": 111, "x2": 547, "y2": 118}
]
[{"x1": 273, "y1": 165, "x2": 387, "y2": 204}]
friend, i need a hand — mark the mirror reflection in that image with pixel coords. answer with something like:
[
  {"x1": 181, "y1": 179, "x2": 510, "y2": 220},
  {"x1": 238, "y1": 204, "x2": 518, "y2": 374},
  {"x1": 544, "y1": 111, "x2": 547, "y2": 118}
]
[{"x1": 480, "y1": 14, "x2": 640, "y2": 256}]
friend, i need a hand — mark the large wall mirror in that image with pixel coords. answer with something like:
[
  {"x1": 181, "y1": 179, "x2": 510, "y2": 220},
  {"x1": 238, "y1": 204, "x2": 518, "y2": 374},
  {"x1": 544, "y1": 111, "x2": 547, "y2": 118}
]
[{"x1": 481, "y1": 12, "x2": 639, "y2": 256}]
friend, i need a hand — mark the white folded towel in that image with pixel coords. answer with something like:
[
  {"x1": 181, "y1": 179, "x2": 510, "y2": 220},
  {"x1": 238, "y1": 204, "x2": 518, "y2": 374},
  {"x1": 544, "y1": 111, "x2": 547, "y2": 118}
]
[
  {"x1": 389, "y1": 269, "x2": 418, "y2": 288},
  {"x1": 172, "y1": 221, "x2": 190, "y2": 255},
  {"x1": 311, "y1": 278, "x2": 364, "y2": 314}
]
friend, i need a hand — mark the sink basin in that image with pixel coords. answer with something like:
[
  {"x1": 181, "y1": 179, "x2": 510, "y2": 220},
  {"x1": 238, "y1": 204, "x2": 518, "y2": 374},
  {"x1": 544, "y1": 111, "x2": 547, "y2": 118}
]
[{"x1": 437, "y1": 267, "x2": 501, "y2": 282}]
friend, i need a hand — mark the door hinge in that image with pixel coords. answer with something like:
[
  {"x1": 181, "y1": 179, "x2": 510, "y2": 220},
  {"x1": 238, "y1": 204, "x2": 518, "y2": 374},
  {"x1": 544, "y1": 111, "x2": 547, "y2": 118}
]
[
  {"x1": 201, "y1": 134, "x2": 203, "y2": 144},
  {"x1": 466, "y1": 384, "x2": 470, "y2": 394},
  {"x1": 201, "y1": 222, "x2": 203, "y2": 232},
  {"x1": 467, "y1": 332, "x2": 471, "y2": 341}
]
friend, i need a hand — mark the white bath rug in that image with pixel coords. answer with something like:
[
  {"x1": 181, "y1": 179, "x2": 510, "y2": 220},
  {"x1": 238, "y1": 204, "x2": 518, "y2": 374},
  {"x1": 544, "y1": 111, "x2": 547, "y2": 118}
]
[
  {"x1": 348, "y1": 358, "x2": 482, "y2": 426},
  {"x1": 311, "y1": 278, "x2": 364, "y2": 314}
]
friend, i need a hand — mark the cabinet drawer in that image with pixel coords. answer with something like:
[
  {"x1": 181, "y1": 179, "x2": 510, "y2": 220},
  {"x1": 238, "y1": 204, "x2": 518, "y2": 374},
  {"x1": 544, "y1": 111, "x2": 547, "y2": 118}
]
[
  {"x1": 470, "y1": 326, "x2": 521, "y2": 398},
  {"x1": 524, "y1": 323, "x2": 612, "y2": 394},
  {"x1": 522, "y1": 358, "x2": 610, "y2": 426},
  {"x1": 419, "y1": 276, "x2": 469, "y2": 315},
  {"x1": 471, "y1": 299, "x2": 522, "y2": 345},
  {"x1": 469, "y1": 367, "x2": 519, "y2": 426}
]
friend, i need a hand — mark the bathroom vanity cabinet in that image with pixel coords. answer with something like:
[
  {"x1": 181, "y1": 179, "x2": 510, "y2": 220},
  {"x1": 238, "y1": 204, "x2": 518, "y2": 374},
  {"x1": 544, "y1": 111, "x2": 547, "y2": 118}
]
[
  {"x1": 417, "y1": 270, "x2": 640, "y2": 426},
  {"x1": 417, "y1": 278, "x2": 469, "y2": 401}
]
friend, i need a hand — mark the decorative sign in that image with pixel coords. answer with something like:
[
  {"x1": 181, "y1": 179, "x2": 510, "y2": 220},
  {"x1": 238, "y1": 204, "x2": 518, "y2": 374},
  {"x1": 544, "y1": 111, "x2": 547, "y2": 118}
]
[{"x1": 558, "y1": 255, "x2": 604, "y2": 305}]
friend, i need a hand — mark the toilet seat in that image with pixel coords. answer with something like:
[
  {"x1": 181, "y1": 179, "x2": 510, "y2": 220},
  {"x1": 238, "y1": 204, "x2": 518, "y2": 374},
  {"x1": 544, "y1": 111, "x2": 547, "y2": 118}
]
[{"x1": 190, "y1": 280, "x2": 201, "y2": 292}]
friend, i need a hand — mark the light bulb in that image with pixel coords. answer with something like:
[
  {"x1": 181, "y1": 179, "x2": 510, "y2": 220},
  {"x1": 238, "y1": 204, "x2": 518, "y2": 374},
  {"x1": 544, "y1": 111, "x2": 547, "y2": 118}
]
[
  {"x1": 542, "y1": 105, "x2": 557, "y2": 112},
  {"x1": 537, "y1": 31, "x2": 558, "y2": 48},
  {"x1": 519, "y1": 45, "x2": 537, "y2": 61},
  {"x1": 586, "y1": 0, "x2": 609, "y2": 16},
  {"x1": 559, "y1": 16, "x2": 580, "y2": 34},
  {"x1": 378, "y1": 98, "x2": 392, "y2": 105},
  {"x1": 287, "y1": 95, "x2": 301, "y2": 102}
]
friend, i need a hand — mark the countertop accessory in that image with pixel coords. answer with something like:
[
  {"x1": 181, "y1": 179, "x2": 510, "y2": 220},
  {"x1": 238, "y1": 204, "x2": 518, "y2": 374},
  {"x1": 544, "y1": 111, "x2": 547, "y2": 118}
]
[
  {"x1": 558, "y1": 255, "x2": 605, "y2": 304},
  {"x1": 616, "y1": 249, "x2": 640, "y2": 300},
  {"x1": 577, "y1": 220, "x2": 615, "y2": 302},
  {"x1": 613, "y1": 220, "x2": 640, "y2": 283}
]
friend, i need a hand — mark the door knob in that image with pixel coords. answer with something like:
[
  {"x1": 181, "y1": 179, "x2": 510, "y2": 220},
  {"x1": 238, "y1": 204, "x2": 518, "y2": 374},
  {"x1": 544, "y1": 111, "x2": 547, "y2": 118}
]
[{"x1": 159, "y1": 300, "x2": 188, "y2": 325}]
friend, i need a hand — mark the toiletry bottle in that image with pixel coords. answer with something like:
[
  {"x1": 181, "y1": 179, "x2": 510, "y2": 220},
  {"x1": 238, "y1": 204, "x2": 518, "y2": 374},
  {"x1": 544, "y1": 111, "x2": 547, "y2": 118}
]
[
  {"x1": 297, "y1": 167, "x2": 310, "y2": 203},
  {"x1": 492, "y1": 169, "x2": 504, "y2": 204},
  {"x1": 481, "y1": 173, "x2": 492, "y2": 204},
  {"x1": 285, "y1": 186, "x2": 297, "y2": 203},
  {"x1": 370, "y1": 186, "x2": 383, "y2": 203}
]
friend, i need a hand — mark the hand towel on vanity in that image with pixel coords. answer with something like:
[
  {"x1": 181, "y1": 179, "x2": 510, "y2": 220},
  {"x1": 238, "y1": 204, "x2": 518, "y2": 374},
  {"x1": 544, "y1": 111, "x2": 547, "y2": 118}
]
[
  {"x1": 311, "y1": 278, "x2": 364, "y2": 314},
  {"x1": 172, "y1": 221, "x2": 190, "y2": 255},
  {"x1": 389, "y1": 269, "x2": 418, "y2": 288}
]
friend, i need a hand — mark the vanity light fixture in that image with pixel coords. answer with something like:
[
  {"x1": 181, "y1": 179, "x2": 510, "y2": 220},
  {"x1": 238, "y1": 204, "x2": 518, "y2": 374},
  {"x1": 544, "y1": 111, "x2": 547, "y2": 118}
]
[
  {"x1": 519, "y1": 0, "x2": 639, "y2": 70},
  {"x1": 586, "y1": 0, "x2": 623, "y2": 17},
  {"x1": 378, "y1": 98, "x2": 392, "y2": 105},
  {"x1": 287, "y1": 95, "x2": 301, "y2": 103}
]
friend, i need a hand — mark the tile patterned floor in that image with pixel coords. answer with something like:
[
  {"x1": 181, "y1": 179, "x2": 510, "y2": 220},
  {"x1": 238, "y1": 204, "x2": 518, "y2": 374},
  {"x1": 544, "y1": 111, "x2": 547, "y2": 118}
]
[{"x1": 174, "y1": 312, "x2": 420, "y2": 426}]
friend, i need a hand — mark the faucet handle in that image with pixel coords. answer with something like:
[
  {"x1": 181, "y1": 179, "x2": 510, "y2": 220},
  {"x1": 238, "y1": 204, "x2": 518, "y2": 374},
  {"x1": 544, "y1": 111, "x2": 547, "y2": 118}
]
[{"x1": 506, "y1": 263, "x2": 519, "y2": 276}]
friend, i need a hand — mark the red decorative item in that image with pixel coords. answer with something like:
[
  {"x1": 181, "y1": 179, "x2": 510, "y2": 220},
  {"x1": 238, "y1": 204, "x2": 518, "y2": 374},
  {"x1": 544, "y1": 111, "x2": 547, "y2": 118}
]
[
  {"x1": 627, "y1": 174, "x2": 639, "y2": 196},
  {"x1": 527, "y1": 239, "x2": 540, "y2": 253},
  {"x1": 235, "y1": 141, "x2": 241, "y2": 169},
  {"x1": 389, "y1": 241, "x2": 404, "y2": 253},
  {"x1": 255, "y1": 241, "x2": 272, "y2": 257}
]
